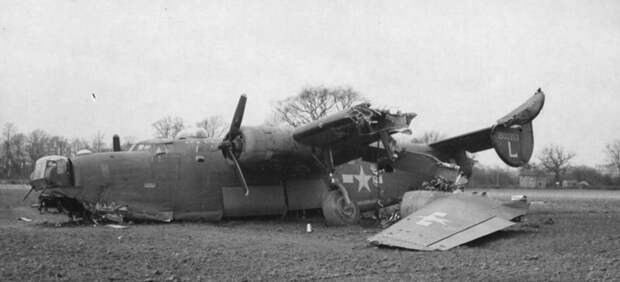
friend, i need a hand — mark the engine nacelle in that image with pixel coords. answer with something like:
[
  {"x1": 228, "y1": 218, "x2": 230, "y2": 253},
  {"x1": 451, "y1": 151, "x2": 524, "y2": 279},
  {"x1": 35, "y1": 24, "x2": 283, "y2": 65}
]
[{"x1": 236, "y1": 127, "x2": 313, "y2": 165}]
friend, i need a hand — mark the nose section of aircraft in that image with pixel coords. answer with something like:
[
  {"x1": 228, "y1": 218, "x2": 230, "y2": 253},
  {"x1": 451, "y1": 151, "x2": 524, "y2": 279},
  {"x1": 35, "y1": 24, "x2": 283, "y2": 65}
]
[{"x1": 29, "y1": 155, "x2": 73, "y2": 190}]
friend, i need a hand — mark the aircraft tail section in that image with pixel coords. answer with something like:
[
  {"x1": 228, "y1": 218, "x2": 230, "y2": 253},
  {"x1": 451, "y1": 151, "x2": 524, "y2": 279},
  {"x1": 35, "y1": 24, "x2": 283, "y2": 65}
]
[
  {"x1": 429, "y1": 89, "x2": 545, "y2": 168},
  {"x1": 490, "y1": 122, "x2": 534, "y2": 167},
  {"x1": 489, "y1": 88, "x2": 544, "y2": 166}
]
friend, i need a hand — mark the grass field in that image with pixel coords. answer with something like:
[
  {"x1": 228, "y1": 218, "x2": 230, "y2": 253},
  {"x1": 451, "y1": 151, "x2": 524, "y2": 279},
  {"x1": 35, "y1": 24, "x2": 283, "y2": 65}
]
[
  {"x1": 1, "y1": 185, "x2": 619, "y2": 281},
  {"x1": 468, "y1": 187, "x2": 620, "y2": 200}
]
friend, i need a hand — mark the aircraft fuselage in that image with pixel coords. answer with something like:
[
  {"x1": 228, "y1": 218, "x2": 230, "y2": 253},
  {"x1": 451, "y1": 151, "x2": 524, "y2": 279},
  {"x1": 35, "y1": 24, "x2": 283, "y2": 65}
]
[{"x1": 37, "y1": 137, "x2": 455, "y2": 222}]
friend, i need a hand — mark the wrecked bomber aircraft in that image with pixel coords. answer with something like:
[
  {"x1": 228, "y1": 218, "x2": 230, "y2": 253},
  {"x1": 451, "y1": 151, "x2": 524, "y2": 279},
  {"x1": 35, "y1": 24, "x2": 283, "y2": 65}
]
[
  {"x1": 29, "y1": 95, "x2": 416, "y2": 223},
  {"x1": 28, "y1": 89, "x2": 544, "y2": 251}
]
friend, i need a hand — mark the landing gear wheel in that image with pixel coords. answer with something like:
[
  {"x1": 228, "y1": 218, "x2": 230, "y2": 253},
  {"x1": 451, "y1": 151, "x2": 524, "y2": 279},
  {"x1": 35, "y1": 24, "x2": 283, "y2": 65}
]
[{"x1": 322, "y1": 190, "x2": 360, "y2": 226}]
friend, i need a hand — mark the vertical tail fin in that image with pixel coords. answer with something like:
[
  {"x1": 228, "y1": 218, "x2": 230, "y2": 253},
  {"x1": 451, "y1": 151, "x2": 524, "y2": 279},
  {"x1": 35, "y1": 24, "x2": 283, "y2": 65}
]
[
  {"x1": 490, "y1": 122, "x2": 534, "y2": 167},
  {"x1": 428, "y1": 89, "x2": 545, "y2": 168}
]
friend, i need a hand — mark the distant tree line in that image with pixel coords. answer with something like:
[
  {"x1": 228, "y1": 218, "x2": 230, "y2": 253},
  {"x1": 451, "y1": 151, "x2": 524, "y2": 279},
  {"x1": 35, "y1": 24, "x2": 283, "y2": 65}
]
[
  {"x1": 0, "y1": 123, "x2": 113, "y2": 179},
  {"x1": 469, "y1": 165, "x2": 520, "y2": 187},
  {"x1": 467, "y1": 144, "x2": 620, "y2": 188},
  {"x1": 151, "y1": 115, "x2": 228, "y2": 139},
  {"x1": 469, "y1": 164, "x2": 620, "y2": 188},
  {"x1": 0, "y1": 113, "x2": 227, "y2": 180}
]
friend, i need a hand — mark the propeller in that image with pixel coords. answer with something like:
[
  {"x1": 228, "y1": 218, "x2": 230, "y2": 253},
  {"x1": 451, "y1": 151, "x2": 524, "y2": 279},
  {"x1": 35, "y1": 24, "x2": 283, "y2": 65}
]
[
  {"x1": 218, "y1": 94, "x2": 250, "y2": 196},
  {"x1": 227, "y1": 146, "x2": 249, "y2": 196},
  {"x1": 23, "y1": 186, "x2": 34, "y2": 201}
]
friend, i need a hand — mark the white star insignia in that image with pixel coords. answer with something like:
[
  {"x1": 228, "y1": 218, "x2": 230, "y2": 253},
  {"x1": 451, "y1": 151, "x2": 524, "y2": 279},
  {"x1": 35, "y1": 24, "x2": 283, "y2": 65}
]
[
  {"x1": 354, "y1": 166, "x2": 372, "y2": 192},
  {"x1": 415, "y1": 212, "x2": 450, "y2": 226}
]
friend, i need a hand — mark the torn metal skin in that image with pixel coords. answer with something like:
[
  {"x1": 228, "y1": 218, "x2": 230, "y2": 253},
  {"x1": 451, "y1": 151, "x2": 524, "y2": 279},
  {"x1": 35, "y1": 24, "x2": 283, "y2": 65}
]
[{"x1": 36, "y1": 190, "x2": 173, "y2": 223}]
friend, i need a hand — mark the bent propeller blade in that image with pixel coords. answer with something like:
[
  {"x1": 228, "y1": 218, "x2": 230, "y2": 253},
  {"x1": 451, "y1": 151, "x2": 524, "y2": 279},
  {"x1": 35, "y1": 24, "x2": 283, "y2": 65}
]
[{"x1": 229, "y1": 148, "x2": 250, "y2": 196}]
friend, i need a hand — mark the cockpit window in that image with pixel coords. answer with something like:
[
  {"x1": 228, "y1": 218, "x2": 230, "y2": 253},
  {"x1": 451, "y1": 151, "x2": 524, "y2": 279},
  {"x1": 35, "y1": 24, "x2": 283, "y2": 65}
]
[
  {"x1": 30, "y1": 155, "x2": 69, "y2": 183},
  {"x1": 130, "y1": 144, "x2": 150, "y2": 152},
  {"x1": 56, "y1": 159, "x2": 66, "y2": 174},
  {"x1": 129, "y1": 143, "x2": 168, "y2": 154}
]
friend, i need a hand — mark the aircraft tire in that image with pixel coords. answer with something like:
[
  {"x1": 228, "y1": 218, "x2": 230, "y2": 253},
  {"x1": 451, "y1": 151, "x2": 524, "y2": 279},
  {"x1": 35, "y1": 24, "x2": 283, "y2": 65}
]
[{"x1": 322, "y1": 190, "x2": 360, "y2": 226}]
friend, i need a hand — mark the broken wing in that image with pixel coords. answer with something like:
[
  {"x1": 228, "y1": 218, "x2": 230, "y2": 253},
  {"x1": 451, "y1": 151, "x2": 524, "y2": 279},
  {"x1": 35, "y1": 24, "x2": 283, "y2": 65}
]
[
  {"x1": 292, "y1": 103, "x2": 416, "y2": 166},
  {"x1": 368, "y1": 193, "x2": 528, "y2": 251},
  {"x1": 292, "y1": 104, "x2": 415, "y2": 149}
]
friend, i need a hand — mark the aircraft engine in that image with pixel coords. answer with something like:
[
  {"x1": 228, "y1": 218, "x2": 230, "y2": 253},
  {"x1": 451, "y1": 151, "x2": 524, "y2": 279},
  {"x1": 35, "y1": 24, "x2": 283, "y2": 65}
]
[{"x1": 235, "y1": 127, "x2": 312, "y2": 165}]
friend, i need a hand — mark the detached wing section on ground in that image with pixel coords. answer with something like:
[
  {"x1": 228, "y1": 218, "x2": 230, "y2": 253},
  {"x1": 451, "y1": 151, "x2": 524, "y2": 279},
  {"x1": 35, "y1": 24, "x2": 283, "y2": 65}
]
[{"x1": 368, "y1": 193, "x2": 528, "y2": 251}]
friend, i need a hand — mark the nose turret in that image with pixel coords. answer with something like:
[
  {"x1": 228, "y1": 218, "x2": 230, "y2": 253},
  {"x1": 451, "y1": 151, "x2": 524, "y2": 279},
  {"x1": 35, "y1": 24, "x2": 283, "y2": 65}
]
[{"x1": 29, "y1": 155, "x2": 73, "y2": 191}]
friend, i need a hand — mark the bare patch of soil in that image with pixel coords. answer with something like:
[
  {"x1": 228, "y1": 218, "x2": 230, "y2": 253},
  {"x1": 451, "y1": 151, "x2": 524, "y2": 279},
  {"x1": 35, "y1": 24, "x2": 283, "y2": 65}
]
[{"x1": 2, "y1": 186, "x2": 619, "y2": 281}]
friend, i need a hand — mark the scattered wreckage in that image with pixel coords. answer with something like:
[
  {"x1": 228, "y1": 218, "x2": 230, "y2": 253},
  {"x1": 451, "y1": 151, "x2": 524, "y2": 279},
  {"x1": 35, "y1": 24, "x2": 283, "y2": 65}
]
[
  {"x1": 369, "y1": 190, "x2": 529, "y2": 251},
  {"x1": 26, "y1": 89, "x2": 544, "y2": 251}
]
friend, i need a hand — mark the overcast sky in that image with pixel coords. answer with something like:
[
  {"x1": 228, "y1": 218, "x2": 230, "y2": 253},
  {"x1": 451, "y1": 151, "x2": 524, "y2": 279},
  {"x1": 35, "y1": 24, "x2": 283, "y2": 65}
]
[{"x1": 1, "y1": 0, "x2": 619, "y2": 167}]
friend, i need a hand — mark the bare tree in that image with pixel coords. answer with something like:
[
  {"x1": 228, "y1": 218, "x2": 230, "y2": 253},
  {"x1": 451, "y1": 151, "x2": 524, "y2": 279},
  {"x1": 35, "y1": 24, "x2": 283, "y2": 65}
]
[
  {"x1": 9, "y1": 133, "x2": 28, "y2": 177},
  {"x1": 196, "y1": 115, "x2": 228, "y2": 138},
  {"x1": 273, "y1": 86, "x2": 367, "y2": 127},
  {"x1": 605, "y1": 140, "x2": 620, "y2": 173},
  {"x1": 121, "y1": 136, "x2": 136, "y2": 151},
  {"x1": 262, "y1": 111, "x2": 289, "y2": 127},
  {"x1": 152, "y1": 116, "x2": 185, "y2": 138},
  {"x1": 411, "y1": 131, "x2": 446, "y2": 144},
  {"x1": 48, "y1": 135, "x2": 70, "y2": 156},
  {"x1": 91, "y1": 131, "x2": 106, "y2": 152},
  {"x1": 538, "y1": 144, "x2": 575, "y2": 185},
  {"x1": 70, "y1": 138, "x2": 91, "y2": 155},
  {"x1": 26, "y1": 129, "x2": 49, "y2": 162},
  {"x1": 567, "y1": 165, "x2": 608, "y2": 185},
  {"x1": 3, "y1": 123, "x2": 17, "y2": 178}
]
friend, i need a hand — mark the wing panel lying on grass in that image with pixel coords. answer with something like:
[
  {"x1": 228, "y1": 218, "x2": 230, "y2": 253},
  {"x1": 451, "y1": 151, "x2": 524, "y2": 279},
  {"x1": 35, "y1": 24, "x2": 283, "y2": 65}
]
[
  {"x1": 368, "y1": 192, "x2": 526, "y2": 251},
  {"x1": 428, "y1": 217, "x2": 514, "y2": 250}
]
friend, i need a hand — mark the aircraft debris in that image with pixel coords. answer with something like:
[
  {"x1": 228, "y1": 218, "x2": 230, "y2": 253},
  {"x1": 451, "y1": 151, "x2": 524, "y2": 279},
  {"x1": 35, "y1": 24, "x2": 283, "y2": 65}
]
[
  {"x1": 102, "y1": 213, "x2": 124, "y2": 224},
  {"x1": 18, "y1": 217, "x2": 32, "y2": 222},
  {"x1": 106, "y1": 224, "x2": 129, "y2": 229},
  {"x1": 379, "y1": 210, "x2": 400, "y2": 228},
  {"x1": 368, "y1": 191, "x2": 529, "y2": 251},
  {"x1": 421, "y1": 176, "x2": 456, "y2": 192}
]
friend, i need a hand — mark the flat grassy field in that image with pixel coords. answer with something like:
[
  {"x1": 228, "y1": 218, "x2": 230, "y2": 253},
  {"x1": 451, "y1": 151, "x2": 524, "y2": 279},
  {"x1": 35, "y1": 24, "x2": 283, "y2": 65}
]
[{"x1": 1, "y1": 185, "x2": 619, "y2": 281}]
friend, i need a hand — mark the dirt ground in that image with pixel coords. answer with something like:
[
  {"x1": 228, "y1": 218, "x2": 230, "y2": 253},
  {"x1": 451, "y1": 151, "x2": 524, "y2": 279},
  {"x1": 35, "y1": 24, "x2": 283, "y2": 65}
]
[{"x1": 2, "y1": 185, "x2": 619, "y2": 281}]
